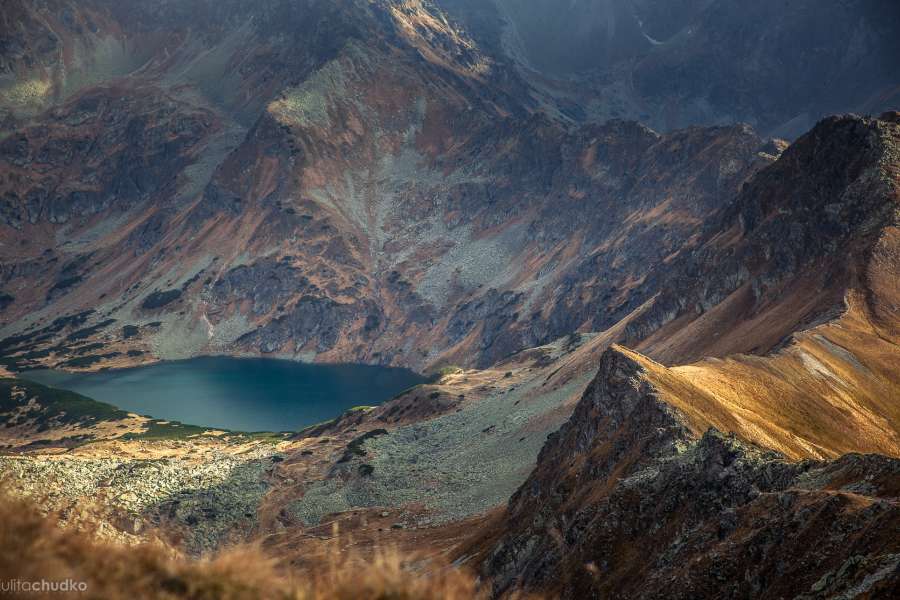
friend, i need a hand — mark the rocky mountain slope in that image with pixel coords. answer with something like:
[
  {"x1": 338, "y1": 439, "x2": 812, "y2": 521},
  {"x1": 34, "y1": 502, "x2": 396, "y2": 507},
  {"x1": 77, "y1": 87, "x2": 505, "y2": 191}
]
[
  {"x1": 2, "y1": 0, "x2": 898, "y2": 375},
  {"x1": 484, "y1": 353, "x2": 900, "y2": 598},
  {"x1": 4, "y1": 112, "x2": 897, "y2": 598},
  {"x1": 475, "y1": 113, "x2": 900, "y2": 597},
  {"x1": 0, "y1": 0, "x2": 784, "y2": 373}
]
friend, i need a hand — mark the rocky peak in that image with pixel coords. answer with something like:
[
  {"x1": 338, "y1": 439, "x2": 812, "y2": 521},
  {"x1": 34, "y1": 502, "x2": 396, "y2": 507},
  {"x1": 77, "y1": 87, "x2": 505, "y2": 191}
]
[
  {"x1": 733, "y1": 114, "x2": 898, "y2": 236},
  {"x1": 481, "y1": 344, "x2": 900, "y2": 598}
]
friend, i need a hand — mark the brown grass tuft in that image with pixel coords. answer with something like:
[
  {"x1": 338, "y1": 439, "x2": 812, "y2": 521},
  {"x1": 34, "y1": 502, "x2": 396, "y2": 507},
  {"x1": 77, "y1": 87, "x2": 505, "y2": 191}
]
[{"x1": 0, "y1": 492, "x2": 491, "y2": 600}]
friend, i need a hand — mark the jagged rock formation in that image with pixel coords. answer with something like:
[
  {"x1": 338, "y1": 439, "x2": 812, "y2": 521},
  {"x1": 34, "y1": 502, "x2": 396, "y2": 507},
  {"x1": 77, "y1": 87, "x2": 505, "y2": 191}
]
[
  {"x1": 481, "y1": 347, "x2": 900, "y2": 598},
  {"x1": 620, "y1": 113, "x2": 900, "y2": 364}
]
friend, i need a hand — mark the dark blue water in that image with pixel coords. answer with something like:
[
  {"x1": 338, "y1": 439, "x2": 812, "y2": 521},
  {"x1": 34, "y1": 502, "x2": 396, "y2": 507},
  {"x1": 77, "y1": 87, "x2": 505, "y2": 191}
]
[{"x1": 22, "y1": 357, "x2": 426, "y2": 432}]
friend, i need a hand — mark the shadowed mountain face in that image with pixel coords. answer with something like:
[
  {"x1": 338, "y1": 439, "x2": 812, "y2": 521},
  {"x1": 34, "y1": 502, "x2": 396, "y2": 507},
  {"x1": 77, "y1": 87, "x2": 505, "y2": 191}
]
[
  {"x1": 493, "y1": 0, "x2": 652, "y2": 74},
  {"x1": 440, "y1": 0, "x2": 900, "y2": 136}
]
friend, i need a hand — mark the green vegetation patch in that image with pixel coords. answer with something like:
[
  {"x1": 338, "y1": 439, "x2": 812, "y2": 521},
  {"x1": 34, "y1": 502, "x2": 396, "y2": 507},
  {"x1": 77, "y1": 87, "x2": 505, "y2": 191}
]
[
  {"x1": 436, "y1": 365, "x2": 463, "y2": 376},
  {"x1": 72, "y1": 343, "x2": 105, "y2": 355},
  {"x1": 0, "y1": 378, "x2": 130, "y2": 427},
  {"x1": 425, "y1": 365, "x2": 463, "y2": 384},
  {"x1": 121, "y1": 420, "x2": 210, "y2": 441},
  {"x1": 124, "y1": 423, "x2": 292, "y2": 443},
  {"x1": 55, "y1": 352, "x2": 121, "y2": 369},
  {"x1": 0, "y1": 310, "x2": 96, "y2": 369},
  {"x1": 67, "y1": 319, "x2": 117, "y2": 342}
]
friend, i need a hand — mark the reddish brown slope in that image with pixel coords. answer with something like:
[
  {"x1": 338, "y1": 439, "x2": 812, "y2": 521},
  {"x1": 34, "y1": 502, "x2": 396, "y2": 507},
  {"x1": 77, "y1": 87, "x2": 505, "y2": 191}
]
[{"x1": 622, "y1": 113, "x2": 900, "y2": 364}]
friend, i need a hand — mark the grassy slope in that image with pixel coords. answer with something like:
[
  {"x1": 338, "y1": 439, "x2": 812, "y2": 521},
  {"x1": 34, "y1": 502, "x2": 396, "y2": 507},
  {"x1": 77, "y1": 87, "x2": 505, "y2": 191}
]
[
  {"x1": 623, "y1": 289, "x2": 900, "y2": 460},
  {"x1": 0, "y1": 378, "x2": 130, "y2": 426}
]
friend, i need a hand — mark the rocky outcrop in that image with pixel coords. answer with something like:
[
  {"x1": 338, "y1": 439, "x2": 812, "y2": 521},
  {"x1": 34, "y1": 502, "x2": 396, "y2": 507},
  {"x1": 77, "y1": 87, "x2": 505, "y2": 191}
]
[
  {"x1": 482, "y1": 346, "x2": 900, "y2": 598},
  {"x1": 209, "y1": 259, "x2": 317, "y2": 317},
  {"x1": 0, "y1": 87, "x2": 216, "y2": 227},
  {"x1": 237, "y1": 295, "x2": 380, "y2": 355},
  {"x1": 0, "y1": 450, "x2": 278, "y2": 555}
]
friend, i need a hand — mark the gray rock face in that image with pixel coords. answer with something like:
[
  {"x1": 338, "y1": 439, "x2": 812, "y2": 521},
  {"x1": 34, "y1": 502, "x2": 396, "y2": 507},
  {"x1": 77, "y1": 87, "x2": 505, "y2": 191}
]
[
  {"x1": 210, "y1": 259, "x2": 316, "y2": 317},
  {"x1": 446, "y1": 289, "x2": 522, "y2": 365},
  {"x1": 492, "y1": 0, "x2": 652, "y2": 74},
  {"x1": 237, "y1": 295, "x2": 380, "y2": 355},
  {"x1": 0, "y1": 88, "x2": 214, "y2": 228}
]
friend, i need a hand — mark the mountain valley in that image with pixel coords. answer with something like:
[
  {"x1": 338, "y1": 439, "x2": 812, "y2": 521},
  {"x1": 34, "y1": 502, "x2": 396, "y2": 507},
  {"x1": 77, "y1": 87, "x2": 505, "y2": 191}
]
[{"x1": 1, "y1": 1, "x2": 899, "y2": 598}]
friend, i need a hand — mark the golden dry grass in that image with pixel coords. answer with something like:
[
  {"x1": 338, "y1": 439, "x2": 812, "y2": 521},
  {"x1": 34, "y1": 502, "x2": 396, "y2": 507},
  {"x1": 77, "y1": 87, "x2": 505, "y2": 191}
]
[
  {"x1": 620, "y1": 288, "x2": 900, "y2": 461},
  {"x1": 0, "y1": 492, "x2": 491, "y2": 600}
]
